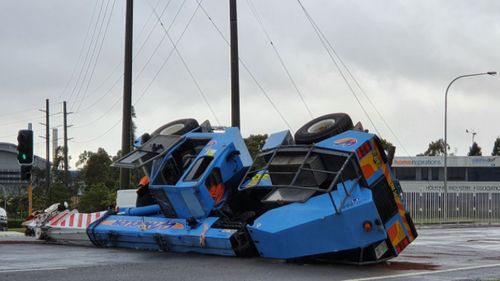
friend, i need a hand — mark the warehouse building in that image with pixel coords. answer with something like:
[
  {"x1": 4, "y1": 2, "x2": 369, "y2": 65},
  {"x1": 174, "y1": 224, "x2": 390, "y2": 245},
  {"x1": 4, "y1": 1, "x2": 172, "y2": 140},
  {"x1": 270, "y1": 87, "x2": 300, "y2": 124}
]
[
  {"x1": 392, "y1": 156, "x2": 500, "y2": 193},
  {"x1": 0, "y1": 142, "x2": 46, "y2": 196}
]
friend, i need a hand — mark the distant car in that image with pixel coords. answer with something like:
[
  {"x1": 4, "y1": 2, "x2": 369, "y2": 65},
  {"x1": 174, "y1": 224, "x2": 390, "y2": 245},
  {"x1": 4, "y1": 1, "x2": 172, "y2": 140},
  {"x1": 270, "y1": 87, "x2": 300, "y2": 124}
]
[{"x1": 0, "y1": 207, "x2": 7, "y2": 231}]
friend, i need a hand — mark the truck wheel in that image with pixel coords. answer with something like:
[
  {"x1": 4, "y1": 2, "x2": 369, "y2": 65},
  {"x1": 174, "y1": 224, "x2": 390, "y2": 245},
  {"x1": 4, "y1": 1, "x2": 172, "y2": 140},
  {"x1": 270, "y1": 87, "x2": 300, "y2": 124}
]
[
  {"x1": 35, "y1": 228, "x2": 43, "y2": 240},
  {"x1": 152, "y1": 118, "x2": 199, "y2": 136},
  {"x1": 294, "y1": 113, "x2": 353, "y2": 144}
]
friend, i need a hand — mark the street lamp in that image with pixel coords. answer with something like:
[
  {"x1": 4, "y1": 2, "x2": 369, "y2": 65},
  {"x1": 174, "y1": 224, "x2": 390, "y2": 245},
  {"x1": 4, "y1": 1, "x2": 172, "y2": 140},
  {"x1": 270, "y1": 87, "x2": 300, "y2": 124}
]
[
  {"x1": 444, "y1": 71, "x2": 496, "y2": 221},
  {"x1": 466, "y1": 129, "x2": 478, "y2": 147}
]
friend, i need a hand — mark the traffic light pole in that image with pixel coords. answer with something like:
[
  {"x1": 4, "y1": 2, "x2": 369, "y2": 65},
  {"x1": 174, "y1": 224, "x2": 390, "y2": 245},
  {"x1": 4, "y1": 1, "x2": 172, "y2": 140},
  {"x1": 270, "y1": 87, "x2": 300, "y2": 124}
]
[
  {"x1": 27, "y1": 122, "x2": 33, "y2": 215},
  {"x1": 28, "y1": 182, "x2": 32, "y2": 215}
]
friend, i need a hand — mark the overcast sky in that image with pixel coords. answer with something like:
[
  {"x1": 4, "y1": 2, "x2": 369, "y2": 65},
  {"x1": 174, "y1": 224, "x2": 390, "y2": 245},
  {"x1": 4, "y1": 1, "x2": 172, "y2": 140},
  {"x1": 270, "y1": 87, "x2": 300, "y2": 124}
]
[{"x1": 1, "y1": 0, "x2": 499, "y2": 167}]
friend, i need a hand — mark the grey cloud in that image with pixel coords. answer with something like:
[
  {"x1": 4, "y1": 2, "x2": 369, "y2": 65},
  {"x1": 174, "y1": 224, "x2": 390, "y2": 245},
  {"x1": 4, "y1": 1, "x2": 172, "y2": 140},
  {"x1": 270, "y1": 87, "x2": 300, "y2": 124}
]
[{"x1": 1, "y1": 0, "x2": 500, "y2": 164}]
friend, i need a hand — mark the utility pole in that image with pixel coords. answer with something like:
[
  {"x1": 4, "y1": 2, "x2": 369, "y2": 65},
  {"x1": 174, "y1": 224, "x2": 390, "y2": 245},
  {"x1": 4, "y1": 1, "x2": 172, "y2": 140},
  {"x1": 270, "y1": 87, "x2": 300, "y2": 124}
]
[
  {"x1": 120, "y1": 0, "x2": 133, "y2": 189},
  {"x1": 28, "y1": 123, "x2": 33, "y2": 215},
  {"x1": 230, "y1": 0, "x2": 241, "y2": 129},
  {"x1": 63, "y1": 101, "x2": 71, "y2": 189},
  {"x1": 52, "y1": 128, "x2": 58, "y2": 160},
  {"x1": 39, "y1": 99, "x2": 51, "y2": 203}
]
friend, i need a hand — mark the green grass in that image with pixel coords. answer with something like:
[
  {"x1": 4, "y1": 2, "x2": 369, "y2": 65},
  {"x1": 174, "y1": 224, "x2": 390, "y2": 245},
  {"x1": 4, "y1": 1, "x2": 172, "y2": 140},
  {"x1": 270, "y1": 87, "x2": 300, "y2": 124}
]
[{"x1": 8, "y1": 227, "x2": 25, "y2": 233}]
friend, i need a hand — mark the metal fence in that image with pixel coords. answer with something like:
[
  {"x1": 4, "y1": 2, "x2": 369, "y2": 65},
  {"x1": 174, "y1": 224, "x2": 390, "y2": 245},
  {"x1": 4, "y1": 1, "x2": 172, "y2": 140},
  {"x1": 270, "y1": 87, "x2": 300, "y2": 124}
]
[{"x1": 403, "y1": 191, "x2": 500, "y2": 225}]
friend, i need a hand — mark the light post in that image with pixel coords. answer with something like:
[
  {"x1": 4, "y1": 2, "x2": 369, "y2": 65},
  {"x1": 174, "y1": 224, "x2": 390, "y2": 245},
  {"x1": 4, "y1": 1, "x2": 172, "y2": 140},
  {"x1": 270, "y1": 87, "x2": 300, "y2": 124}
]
[
  {"x1": 466, "y1": 129, "x2": 478, "y2": 147},
  {"x1": 444, "y1": 71, "x2": 496, "y2": 221}
]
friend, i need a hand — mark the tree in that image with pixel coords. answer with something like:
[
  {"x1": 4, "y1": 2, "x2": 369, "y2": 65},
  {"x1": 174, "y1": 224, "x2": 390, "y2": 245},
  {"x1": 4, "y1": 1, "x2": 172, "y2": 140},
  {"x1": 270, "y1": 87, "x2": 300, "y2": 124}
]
[
  {"x1": 78, "y1": 148, "x2": 117, "y2": 189},
  {"x1": 28, "y1": 175, "x2": 73, "y2": 214},
  {"x1": 492, "y1": 137, "x2": 500, "y2": 156},
  {"x1": 468, "y1": 142, "x2": 482, "y2": 156},
  {"x1": 52, "y1": 146, "x2": 64, "y2": 171},
  {"x1": 77, "y1": 183, "x2": 115, "y2": 212},
  {"x1": 76, "y1": 148, "x2": 118, "y2": 210},
  {"x1": 52, "y1": 146, "x2": 72, "y2": 185},
  {"x1": 244, "y1": 134, "x2": 268, "y2": 159},
  {"x1": 76, "y1": 148, "x2": 120, "y2": 212},
  {"x1": 422, "y1": 139, "x2": 449, "y2": 156},
  {"x1": 5, "y1": 195, "x2": 28, "y2": 219}
]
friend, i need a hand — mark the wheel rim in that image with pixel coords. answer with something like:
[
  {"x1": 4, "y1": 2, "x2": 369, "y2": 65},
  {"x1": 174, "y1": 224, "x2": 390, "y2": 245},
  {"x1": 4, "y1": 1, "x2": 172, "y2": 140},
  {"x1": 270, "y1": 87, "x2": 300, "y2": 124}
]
[
  {"x1": 307, "y1": 119, "x2": 336, "y2": 134},
  {"x1": 35, "y1": 228, "x2": 42, "y2": 239},
  {"x1": 159, "y1": 124, "x2": 185, "y2": 135}
]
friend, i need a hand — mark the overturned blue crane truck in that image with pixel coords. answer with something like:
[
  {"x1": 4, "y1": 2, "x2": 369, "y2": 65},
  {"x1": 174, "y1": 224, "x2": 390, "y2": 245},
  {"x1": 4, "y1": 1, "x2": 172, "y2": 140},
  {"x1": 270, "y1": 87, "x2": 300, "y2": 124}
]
[{"x1": 63, "y1": 113, "x2": 419, "y2": 264}]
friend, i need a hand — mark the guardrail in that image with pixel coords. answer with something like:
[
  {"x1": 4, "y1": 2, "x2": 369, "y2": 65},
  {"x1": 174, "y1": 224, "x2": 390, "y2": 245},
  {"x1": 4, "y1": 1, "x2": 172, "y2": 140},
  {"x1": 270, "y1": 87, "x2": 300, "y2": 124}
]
[{"x1": 403, "y1": 191, "x2": 500, "y2": 225}]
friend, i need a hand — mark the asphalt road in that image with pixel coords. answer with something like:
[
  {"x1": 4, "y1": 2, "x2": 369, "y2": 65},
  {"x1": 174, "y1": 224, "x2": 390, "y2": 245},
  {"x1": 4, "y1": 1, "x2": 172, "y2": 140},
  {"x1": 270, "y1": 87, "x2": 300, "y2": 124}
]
[{"x1": 1, "y1": 226, "x2": 500, "y2": 281}]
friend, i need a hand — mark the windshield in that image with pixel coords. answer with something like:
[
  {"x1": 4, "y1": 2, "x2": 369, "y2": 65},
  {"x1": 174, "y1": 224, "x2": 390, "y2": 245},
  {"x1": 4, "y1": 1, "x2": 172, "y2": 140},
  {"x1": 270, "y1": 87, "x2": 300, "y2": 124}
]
[
  {"x1": 112, "y1": 135, "x2": 182, "y2": 169},
  {"x1": 240, "y1": 145, "x2": 361, "y2": 203}
]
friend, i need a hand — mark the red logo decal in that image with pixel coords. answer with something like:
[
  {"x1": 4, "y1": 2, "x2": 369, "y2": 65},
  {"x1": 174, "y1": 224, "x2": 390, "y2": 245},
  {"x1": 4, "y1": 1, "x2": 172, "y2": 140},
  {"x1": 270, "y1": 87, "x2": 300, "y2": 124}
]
[{"x1": 335, "y1": 137, "x2": 357, "y2": 147}]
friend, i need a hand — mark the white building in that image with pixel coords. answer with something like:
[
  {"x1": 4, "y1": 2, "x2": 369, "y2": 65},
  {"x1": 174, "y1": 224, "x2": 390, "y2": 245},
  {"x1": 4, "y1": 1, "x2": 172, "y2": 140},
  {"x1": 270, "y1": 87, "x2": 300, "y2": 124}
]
[
  {"x1": 0, "y1": 142, "x2": 46, "y2": 195},
  {"x1": 392, "y1": 156, "x2": 500, "y2": 193}
]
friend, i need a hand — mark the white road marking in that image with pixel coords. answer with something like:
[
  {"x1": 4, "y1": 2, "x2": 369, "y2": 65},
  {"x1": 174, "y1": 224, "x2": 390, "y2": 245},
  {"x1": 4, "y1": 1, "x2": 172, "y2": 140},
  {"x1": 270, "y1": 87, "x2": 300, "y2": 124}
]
[
  {"x1": 0, "y1": 266, "x2": 70, "y2": 273},
  {"x1": 342, "y1": 263, "x2": 500, "y2": 281}
]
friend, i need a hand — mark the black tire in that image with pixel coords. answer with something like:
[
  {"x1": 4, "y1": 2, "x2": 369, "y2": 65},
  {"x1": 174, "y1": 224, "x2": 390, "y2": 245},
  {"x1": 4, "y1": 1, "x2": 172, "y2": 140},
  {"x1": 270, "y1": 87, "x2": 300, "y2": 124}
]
[
  {"x1": 151, "y1": 118, "x2": 199, "y2": 136},
  {"x1": 294, "y1": 113, "x2": 353, "y2": 144}
]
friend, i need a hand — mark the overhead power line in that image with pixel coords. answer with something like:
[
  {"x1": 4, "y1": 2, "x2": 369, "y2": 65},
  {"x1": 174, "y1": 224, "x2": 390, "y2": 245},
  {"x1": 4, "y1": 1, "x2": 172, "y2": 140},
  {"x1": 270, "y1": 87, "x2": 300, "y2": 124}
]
[
  {"x1": 246, "y1": 0, "x2": 314, "y2": 119},
  {"x1": 133, "y1": 0, "x2": 164, "y2": 49},
  {"x1": 71, "y1": 0, "x2": 204, "y2": 144},
  {"x1": 71, "y1": 118, "x2": 121, "y2": 144},
  {"x1": 70, "y1": 0, "x2": 185, "y2": 128},
  {"x1": 67, "y1": 1, "x2": 108, "y2": 108},
  {"x1": 69, "y1": 0, "x2": 171, "y2": 116},
  {"x1": 133, "y1": 0, "x2": 186, "y2": 85},
  {"x1": 55, "y1": 1, "x2": 100, "y2": 102},
  {"x1": 144, "y1": 0, "x2": 222, "y2": 125},
  {"x1": 72, "y1": 0, "x2": 117, "y2": 118},
  {"x1": 133, "y1": 0, "x2": 175, "y2": 67},
  {"x1": 196, "y1": 0, "x2": 293, "y2": 131},
  {"x1": 296, "y1": 0, "x2": 411, "y2": 156},
  {"x1": 296, "y1": 0, "x2": 380, "y2": 136}
]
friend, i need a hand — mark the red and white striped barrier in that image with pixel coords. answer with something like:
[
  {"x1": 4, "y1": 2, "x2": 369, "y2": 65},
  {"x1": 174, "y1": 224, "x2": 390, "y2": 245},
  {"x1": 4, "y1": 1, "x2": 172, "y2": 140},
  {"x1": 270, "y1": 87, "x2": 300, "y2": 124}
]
[
  {"x1": 47, "y1": 211, "x2": 105, "y2": 229},
  {"x1": 44, "y1": 210, "x2": 106, "y2": 245}
]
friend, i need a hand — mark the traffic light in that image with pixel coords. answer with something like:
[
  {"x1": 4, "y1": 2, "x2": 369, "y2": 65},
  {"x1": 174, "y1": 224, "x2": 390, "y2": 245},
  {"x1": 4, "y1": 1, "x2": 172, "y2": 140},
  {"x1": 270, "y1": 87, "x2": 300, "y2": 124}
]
[
  {"x1": 20, "y1": 165, "x2": 32, "y2": 181},
  {"x1": 17, "y1": 129, "x2": 34, "y2": 165}
]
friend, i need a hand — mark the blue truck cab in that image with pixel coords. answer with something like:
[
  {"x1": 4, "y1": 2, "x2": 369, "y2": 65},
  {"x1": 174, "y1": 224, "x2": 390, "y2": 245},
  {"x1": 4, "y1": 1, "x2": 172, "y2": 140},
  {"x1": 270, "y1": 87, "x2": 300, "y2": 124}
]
[
  {"x1": 237, "y1": 127, "x2": 417, "y2": 263},
  {"x1": 146, "y1": 128, "x2": 251, "y2": 219}
]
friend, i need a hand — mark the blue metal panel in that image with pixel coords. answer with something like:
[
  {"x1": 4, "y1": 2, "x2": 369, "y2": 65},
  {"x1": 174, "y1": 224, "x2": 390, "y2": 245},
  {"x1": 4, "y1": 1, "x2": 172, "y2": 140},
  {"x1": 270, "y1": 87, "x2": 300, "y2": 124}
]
[
  {"x1": 149, "y1": 128, "x2": 251, "y2": 219},
  {"x1": 170, "y1": 144, "x2": 236, "y2": 218},
  {"x1": 180, "y1": 189, "x2": 206, "y2": 217},
  {"x1": 247, "y1": 185, "x2": 386, "y2": 259},
  {"x1": 316, "y1": 130, "x2": 375, "y2": 153},
  {"x1": 261, "y1": 130, "x2": 293, "y2": 151},
  {"x1": 118, "y1": 204, "x2": 162, "y2": 216},
  {"x1": 224, "y1": 127, "x2": 253, "y2": 167},
  {"x1": 184, "y1": 128, "x2": 252, "y2": 167},
  {"x1": 90, "y1": 215, "x2": 236, "y2": 256}
]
